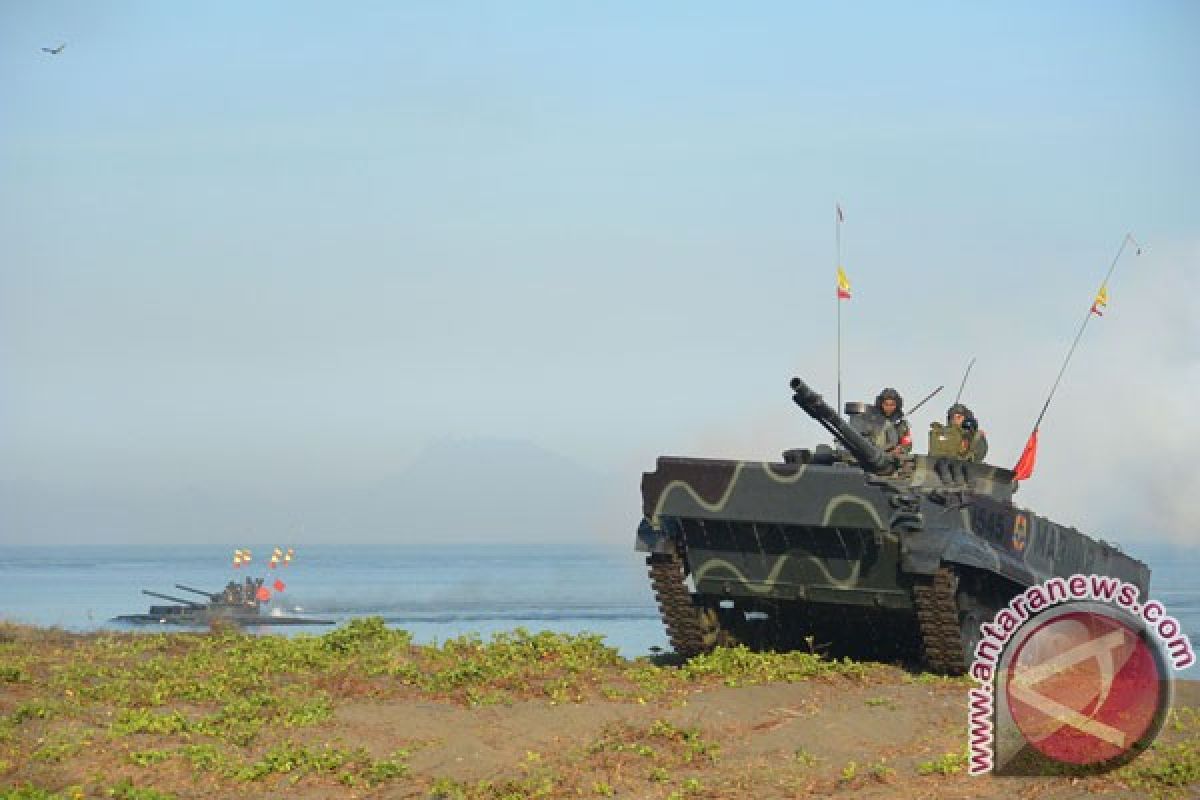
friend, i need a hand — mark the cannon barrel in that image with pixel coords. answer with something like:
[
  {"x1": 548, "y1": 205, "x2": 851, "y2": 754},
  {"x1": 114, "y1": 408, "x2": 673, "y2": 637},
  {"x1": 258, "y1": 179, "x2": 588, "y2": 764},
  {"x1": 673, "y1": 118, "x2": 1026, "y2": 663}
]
[
  {"x1": 142, "y1": 589, "x2": 205, "y2": 608},
  {"x1": 174, "y1": 584, "x2": 218, "y2": 600},
  {"x1": 789, "y1": 376, "x2": 896, "y2": 475}
]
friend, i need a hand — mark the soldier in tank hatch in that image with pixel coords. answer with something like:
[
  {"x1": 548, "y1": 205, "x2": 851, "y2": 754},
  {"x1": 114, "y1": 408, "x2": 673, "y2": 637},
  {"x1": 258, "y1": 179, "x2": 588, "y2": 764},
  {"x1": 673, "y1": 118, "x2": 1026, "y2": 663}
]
[
  {"x1": 873, "y1": 387, "x2": 911, "y2": 455},
  {"x1": 929, "y1": 403, "x2": 971, "y2": 484},
  {"x1": 961, "y1": 408, "x2": 988, "y2": 463}
]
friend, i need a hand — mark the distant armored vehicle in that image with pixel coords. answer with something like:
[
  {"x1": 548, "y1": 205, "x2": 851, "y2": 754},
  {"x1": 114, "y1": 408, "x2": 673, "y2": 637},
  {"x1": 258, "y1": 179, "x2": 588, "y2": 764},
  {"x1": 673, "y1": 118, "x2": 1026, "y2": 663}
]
[
  {"x1": 114, "y1": 581, "x2": 333, "y2": 627},
  {"x1": 636, "y1": 376, "x2": 1149, "y2": 673}
]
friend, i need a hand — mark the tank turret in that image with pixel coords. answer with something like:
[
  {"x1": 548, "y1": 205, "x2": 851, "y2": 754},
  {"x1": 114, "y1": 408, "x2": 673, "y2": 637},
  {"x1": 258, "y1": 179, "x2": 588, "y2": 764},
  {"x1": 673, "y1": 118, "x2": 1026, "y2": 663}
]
[{"x1": 789, "y1": 376, "x2": 896, "y2": 475}]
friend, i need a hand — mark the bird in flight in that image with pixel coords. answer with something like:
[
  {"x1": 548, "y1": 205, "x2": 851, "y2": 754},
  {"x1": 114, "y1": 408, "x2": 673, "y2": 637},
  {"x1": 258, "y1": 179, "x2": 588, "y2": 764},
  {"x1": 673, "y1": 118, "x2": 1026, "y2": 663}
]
[{"x1": 42, "y1": 43, "x2": 66, "y2": 55}]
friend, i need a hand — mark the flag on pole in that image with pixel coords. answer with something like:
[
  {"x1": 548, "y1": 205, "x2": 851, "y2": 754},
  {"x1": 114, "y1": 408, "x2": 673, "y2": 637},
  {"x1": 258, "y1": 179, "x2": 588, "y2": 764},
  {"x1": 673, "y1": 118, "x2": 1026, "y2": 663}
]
[
  {"x1": 255, "y1": 586, "x2": 271, "y2": 602},
  {"x1": 1090, "y1": 285, "x2": 1109, "y2": 316},
  {"x1": 836, "y1": 266, "x2": 852, "y2": 300},
  {"x1": 1012, "y1": 428, "x2": 1039, "y2": 481},
  {"x1": 272, "y1": 578, "x2": 286, "y2": 593}
]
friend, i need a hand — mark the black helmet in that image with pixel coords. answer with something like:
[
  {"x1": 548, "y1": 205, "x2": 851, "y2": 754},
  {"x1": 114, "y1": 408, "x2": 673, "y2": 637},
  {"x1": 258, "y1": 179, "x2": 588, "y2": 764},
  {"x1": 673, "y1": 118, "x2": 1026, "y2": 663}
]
[
  {"x1": 875, "y1": 387, "x2": 903, "y2": 413},
  {"x1": 946, "y1": 403, "x2": 970, "y2": 422}
]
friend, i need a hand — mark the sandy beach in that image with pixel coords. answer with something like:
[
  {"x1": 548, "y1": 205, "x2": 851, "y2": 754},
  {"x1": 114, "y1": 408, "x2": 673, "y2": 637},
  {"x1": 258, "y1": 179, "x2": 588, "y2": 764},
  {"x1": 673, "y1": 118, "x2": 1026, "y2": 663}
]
[{"x1": 1, "y1": 619, "x2": 1196, "y2": 799}]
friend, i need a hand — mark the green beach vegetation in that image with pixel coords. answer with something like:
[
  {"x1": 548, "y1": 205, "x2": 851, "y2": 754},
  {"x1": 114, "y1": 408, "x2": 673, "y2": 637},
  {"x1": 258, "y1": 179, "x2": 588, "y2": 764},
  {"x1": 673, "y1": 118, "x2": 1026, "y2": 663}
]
[{"x1": 1, "y1": 618, "x2": 1197, "y2": 799}]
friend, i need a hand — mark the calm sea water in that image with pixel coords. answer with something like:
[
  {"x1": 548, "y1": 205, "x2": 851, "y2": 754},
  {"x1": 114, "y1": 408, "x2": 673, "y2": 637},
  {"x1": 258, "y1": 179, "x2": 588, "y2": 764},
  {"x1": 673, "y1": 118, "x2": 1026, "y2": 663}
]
[{"x1": 1, "y1": 541, "x2": 1196, "y2": 676}]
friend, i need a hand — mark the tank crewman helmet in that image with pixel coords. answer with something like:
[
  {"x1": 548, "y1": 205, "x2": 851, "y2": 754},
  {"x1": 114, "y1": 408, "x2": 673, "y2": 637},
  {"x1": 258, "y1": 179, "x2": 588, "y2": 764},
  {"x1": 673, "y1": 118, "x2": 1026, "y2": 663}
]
[
  {"x1": 875, "y1": 388, "x2": 903, "y2": 414},
  {"x1": 946, "y1": 403, "x2": 970, "y2": 423}
]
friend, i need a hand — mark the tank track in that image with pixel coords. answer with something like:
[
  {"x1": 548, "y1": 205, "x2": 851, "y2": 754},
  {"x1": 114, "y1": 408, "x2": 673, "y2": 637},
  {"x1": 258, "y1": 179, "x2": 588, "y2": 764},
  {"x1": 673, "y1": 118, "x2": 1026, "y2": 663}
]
[
  {"x1": 914, "y1": 565, "x2": 967, "y2": 674},
  {"x1": 646, "y1": 553, "x2": 725, "y2": 657}
]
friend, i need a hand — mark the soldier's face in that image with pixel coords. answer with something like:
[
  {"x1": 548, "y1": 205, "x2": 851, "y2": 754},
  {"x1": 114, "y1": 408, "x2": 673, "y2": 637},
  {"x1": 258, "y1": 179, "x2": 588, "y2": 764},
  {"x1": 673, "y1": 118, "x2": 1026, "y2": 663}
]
[
  {"x1": 881, "y1": 398, "x2": 897, "y2": 415},
  {"x1": 951, "y1": 412, "x2": 966, "y2": 427}
]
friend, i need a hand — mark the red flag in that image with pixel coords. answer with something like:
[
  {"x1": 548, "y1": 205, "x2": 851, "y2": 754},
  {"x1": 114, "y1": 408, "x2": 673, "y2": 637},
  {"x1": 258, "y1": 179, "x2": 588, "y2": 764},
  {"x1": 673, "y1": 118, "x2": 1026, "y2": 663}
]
[
  {"x1": 1012, "y1": 428, "x2": 1039, "y2": 481},
  {"x1": 272, "y1": 578, "x2": 286, "y2": 593},
  {"x1": 255, "y1": 586, "x2": 271, "y2": 602}
]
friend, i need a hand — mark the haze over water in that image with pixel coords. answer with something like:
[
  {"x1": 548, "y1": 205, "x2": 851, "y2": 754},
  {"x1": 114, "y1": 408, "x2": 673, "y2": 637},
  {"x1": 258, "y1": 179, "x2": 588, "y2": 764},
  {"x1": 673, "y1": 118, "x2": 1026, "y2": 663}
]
[{"x1": 1, "y1": 541, "x2": 1196, "y2": 678}]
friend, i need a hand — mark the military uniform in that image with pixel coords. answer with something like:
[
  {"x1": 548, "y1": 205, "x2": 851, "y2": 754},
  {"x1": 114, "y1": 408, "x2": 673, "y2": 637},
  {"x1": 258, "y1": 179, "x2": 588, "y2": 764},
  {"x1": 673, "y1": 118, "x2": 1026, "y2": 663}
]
[
  {"x1": 962, "y1": 413, "x2": 988, "y2": 463},
  {"x1": 928, "y1": 422, "x2": 966, "y2": 458},
  {"x1": 930, "y1": 403, "x2": 973, "y2": 484},
  {"x1": 874, "y1": 388, "x2": 912, "y2": 455}
]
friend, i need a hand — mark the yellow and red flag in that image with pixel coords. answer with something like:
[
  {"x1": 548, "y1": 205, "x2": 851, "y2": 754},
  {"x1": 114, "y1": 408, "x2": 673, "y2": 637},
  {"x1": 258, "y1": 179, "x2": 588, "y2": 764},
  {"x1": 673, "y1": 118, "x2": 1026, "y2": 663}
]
[
  {"x1": 1090, "y1": 285, "x2": 1109, "y2": 316},
  {"x1": 1012, "y1": 428, "x2": 1039, "y2": 481},
  {"x1": 836, "y1": 266, "x2": 852, "y2": 300}
]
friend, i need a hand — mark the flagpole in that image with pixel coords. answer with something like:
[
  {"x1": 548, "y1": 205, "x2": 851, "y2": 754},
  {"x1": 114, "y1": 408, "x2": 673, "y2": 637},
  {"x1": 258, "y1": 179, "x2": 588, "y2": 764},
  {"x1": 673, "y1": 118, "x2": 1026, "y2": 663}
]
[
  {"x1": 1013, "y1": 233, "x2": 1140, "y2": 480},
  {"x1": 1031, "y1": 233, "x2": 1135, "y2": 432},
  {"x1": 836, "y1": 203, "x2": 843, "y2": 412}
]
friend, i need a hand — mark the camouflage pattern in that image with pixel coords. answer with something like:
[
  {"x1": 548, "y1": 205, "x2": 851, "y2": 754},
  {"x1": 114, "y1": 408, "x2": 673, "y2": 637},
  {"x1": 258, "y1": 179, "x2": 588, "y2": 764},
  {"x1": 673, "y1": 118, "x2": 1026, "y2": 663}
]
[
  {"x1": 638, "y1": 454, "x2": 1146, "y2": 598},
  {"x1": 636, "y1": 377, "x2": 1150, "y2": 672}
]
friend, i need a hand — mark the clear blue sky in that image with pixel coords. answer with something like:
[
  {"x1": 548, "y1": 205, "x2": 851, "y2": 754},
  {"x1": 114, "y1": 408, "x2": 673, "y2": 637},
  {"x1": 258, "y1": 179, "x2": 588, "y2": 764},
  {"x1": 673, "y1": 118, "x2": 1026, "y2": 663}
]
[{"x1": 2, "y1": 2, "x2": 1197, "y2": 545}]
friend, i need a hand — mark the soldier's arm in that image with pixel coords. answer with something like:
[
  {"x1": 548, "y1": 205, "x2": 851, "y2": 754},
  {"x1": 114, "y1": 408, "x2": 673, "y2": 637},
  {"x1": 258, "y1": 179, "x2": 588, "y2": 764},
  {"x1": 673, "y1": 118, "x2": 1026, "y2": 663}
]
[{"x1": 971, "y1": 432, "x2": 989, "y2": 462}]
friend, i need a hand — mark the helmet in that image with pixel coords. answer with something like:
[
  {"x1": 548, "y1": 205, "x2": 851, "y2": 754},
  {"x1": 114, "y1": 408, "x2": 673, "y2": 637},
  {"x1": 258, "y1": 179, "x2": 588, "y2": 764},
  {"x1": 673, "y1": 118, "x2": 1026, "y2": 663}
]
[
  {"x1": 946, "y1": 403, "x2": 970, "y2": 422},
  {"x1": 875, "y1": 387, "x2": 903, "y2": 414}
]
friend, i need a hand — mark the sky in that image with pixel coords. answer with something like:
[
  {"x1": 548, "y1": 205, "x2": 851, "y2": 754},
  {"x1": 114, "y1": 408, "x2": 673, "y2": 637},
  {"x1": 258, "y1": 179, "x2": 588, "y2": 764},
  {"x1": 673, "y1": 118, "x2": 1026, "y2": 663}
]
[{"x1": 1, "y1": 1, "x2": 1197, "y2": 547}]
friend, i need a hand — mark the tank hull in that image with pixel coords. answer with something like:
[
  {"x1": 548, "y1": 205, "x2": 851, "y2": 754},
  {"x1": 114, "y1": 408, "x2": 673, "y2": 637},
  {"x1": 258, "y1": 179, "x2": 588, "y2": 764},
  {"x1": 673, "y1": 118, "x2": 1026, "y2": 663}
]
[{"x1": 637, "y1": 455, "x2": 1150, "y2": 672}]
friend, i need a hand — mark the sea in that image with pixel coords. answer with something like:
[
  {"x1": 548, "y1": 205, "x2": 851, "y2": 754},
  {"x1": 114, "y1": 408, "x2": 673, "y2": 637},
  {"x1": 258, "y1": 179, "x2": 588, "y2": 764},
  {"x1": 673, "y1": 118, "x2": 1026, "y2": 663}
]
[{"x1": 1, "y1": 541, "x2": 1196, "y2": 678}]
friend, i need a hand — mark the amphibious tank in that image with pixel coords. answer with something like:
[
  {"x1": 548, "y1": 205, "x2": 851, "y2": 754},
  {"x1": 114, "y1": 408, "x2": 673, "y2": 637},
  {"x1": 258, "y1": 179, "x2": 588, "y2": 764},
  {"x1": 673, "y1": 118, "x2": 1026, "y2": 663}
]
[
  {"x1": 636, "y1": 376, "x2": 1149, "y2": 673},
  {"x1": 114, "y1": 582, "x2": 333, "y2": 627}
]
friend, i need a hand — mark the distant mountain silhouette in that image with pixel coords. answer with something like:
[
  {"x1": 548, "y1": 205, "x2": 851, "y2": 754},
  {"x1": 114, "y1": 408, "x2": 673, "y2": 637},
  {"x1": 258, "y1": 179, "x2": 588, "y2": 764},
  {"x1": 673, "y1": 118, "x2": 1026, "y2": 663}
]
[{"x1": 0, "y1": 438, "x2": 621, "y2": 546}]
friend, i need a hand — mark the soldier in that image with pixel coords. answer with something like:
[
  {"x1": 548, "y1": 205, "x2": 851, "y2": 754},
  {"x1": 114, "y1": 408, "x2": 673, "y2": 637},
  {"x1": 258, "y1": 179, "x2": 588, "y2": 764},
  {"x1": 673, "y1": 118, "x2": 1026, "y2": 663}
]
[
  {"x1": 961, "y1": 409, "x2": 988, "y2": 463},
  {"x1": 243, "y1": 576, "x2": 259, "y2": 607},
  {"x1": 874, "y1": 387, "x2": 912, "y2": 455},
  {"x1": 929, "y1": 403, "x2": 971, "y2": 484}
]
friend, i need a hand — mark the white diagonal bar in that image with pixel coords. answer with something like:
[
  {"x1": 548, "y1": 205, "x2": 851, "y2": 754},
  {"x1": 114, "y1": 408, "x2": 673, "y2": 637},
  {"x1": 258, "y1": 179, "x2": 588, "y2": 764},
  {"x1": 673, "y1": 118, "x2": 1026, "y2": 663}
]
[
  {"x1": 1008, "y1": 681, "x2": 1126, "y2": 747},
  {"x1": 1010, "y1": 630, "x2": 1127, "y2": 690}
]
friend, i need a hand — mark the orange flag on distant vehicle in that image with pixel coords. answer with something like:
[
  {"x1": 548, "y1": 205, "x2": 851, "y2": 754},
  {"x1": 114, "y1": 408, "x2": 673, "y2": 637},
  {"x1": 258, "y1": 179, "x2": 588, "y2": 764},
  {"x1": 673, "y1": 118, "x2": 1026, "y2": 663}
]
[
  {"x1": 272, "y1": 579, "x2": 286, "y2": 593},
  {"x1": 836, "y1": 266, "x2": 852, "y2": 300},
  {"x1": 255, "y1": 586, "x2": 271, "y2": 602},
  {"x1": 1012, "y1": 428, "x2": 1039, "y2": 481}
]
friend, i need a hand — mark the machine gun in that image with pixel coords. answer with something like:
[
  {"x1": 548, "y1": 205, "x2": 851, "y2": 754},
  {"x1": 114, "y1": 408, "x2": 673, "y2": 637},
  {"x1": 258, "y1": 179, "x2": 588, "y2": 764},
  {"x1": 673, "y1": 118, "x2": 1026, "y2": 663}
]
[{"x1": 789, "y1": 376, "x2": 898, "y2": 475}]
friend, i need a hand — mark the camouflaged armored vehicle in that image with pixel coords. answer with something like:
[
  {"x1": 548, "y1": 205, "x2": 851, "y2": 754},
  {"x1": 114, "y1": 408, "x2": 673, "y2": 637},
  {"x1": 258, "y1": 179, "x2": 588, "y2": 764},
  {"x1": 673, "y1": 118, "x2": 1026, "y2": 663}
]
[
  {"x1": 636, "y1": 376, "x2": 1149, "y2": 673},
  {"x1": 114, "y1": 582, "x2": 333, "y2": 627}
]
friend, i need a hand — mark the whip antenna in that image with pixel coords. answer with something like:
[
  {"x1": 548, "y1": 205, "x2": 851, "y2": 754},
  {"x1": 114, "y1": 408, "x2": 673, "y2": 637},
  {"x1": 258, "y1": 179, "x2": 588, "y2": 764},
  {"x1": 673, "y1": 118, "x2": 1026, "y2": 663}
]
[
  {"x1": 954, "y1": 357, "x2": 976, "y2": 405},
  {"x1": 1012, "y1": 233, "x2": 1142, "y2": 480}
]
